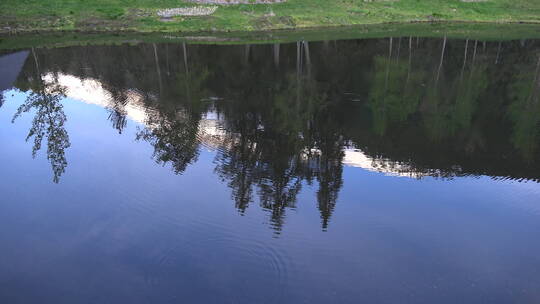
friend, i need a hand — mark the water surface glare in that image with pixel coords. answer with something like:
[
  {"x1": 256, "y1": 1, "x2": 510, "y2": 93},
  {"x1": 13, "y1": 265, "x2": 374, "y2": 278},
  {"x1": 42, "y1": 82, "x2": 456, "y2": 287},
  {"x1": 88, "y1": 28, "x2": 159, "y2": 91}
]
[{"x1": 1, "y1": 38, "x2": 540, "y2": 303}]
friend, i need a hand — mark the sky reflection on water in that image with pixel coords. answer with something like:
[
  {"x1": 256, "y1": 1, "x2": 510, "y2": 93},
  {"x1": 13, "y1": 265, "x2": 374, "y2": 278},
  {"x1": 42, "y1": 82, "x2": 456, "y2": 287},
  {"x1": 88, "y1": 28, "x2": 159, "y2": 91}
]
[{"x1": 1, "y1": 38, "x2": 540, "y2": 303}]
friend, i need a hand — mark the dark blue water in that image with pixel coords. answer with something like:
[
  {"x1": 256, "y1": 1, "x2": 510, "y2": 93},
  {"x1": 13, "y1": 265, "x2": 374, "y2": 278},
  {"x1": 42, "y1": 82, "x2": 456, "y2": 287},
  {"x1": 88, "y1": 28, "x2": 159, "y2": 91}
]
[{"x1": 1, "y1": 38, "x2": 540, "y2": 303}]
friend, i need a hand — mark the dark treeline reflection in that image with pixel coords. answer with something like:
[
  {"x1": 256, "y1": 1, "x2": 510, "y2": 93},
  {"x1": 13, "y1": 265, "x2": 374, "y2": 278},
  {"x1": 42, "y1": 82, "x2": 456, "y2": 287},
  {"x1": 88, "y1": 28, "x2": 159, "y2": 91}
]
[{"x1": 6, "y1": 37, "x2": 540, "y2": 230}]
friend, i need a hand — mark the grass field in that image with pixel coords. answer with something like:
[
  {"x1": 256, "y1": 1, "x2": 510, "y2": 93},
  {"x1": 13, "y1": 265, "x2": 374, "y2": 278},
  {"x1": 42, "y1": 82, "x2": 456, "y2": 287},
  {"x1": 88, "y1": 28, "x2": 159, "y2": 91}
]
[
  {"x1": 1, "y1": 0, "x2": 540, "y2": 33},
  {"x1": 3, "y1": 22, "x2": 540, "y2": 51}
]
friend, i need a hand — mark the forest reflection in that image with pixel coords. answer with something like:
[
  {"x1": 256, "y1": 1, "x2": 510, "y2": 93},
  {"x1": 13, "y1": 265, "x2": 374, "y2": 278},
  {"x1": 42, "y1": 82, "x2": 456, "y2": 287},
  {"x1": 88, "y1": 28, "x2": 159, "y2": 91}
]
[{"x1": 3, "y1": 37, "x2": 540, "y2": 230}]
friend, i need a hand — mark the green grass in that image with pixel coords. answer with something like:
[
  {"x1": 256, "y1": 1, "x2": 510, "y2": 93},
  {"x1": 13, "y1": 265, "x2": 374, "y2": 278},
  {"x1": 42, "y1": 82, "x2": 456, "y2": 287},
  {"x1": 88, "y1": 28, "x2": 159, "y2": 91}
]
[
  {"x1": 0, "y1": 0, "x2": 539, "y2": 33},
  {"x1": 2, "y1": 23, "x2": 540, "y2": 51}
]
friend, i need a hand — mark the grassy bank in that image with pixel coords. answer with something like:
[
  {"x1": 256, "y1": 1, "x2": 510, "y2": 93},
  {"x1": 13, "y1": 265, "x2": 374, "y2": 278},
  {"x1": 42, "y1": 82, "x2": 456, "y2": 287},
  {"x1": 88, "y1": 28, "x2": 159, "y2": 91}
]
[
  {"x1": 1, "y1": 0, "x2": 540, "y2": 34},
  {"x1": 2, "y1": 23, "x2": 540, "y2": 51}
]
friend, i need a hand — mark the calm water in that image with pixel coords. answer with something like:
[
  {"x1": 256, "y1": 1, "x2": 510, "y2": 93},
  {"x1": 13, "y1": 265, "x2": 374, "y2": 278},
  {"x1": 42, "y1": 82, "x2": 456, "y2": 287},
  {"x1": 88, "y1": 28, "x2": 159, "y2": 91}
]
[{"x1": 1, "y1": 37, "x2": 540, "y2": 303}]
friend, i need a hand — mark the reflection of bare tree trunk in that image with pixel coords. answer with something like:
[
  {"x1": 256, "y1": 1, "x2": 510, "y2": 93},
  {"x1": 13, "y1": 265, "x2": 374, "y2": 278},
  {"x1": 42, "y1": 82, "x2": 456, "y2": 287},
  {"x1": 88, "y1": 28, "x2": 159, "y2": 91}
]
[
  {"x1": 495, "y1": 41, "x2": 502, "y2": 65},
  {"x1": 407, "y1": 36, "x2": 412, "y2": 82},
  {"x1": 273, "y1": 43, "x2": 280, "y2": 68},
  {"x1": 527, "y1": 56, "x2": 540, "y2": 104},
  {"x1": 296, "y1": 41, "x2": 303, "y2": 104},
  {"x1": 385, "y1": 37, "x2": 393, "y2": 91},
  {"x1": 436, "y1": 36, "x2": 447, "y2": 84},
  {"x1": 153, "y1": 43, "x2": 163, "y2": 94},
  {"x1": 303, "y1": 41, "x2": 311, "y2": 77},
  {"x1": 182, "y1": 42, "x2": 189, "y2": 75},
  {"x1": 165, "y1": 43, "x2": 170, "y2": 76},
  {"x1": 244, "y1": 44, "x2": 251, "y2": 65},
  {"x1": 472, "y1": 40, "x2": 478, "y2": 67},
  {"x1": 468, "y1": 40, "x2": 479, "y2": 81},
  {"x1": 303, "y1": 41, "x2": 311, "y2": 65},
  {"x1": 296, "y1": 41, "x2": 302, "y2": 78},
  {"x1": 182, "y1": 42, "x2": 191, "y2": 102},
  {"x1": 31, "y1": 47, "x2": 40, "y2": 77},
  {"x1": 461, "y1": 39, "x2": 469, "y2": 79},
  {"x1": 31, "y1": 47, "x2": 44, "y2": 90},
  {"x1": 396, "y1": 37, "x2": 401, "y2": 62},
  {"x1": 31, "y1": 47, "x2": 45, "y2": 103},
  {"x1": 534, "y1": 56, "x2": 540, "y2": 83},
  {"x1": 31, "y1": 47, "x2": 46, "y2": 99}
]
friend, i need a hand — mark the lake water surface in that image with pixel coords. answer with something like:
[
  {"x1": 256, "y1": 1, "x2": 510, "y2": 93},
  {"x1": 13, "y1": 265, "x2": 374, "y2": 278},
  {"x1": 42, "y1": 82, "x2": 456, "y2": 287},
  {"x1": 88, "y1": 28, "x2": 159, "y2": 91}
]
[{"x1": 1, "y1": 37, "x2": 540, "y2": 303}]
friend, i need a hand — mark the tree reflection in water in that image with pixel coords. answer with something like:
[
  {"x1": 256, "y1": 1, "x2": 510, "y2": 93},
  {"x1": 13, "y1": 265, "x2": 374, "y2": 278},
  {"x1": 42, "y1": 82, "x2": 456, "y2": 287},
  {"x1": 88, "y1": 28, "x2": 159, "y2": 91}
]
[
  {"x1": 6, "y1": 38, "x2": 540, "y2": 230},
  {"x1": 11, "y1": 49, "x2": 70, "y2": 183},
  {"x1": 136, "y1": 109, "x2": 201, "y2": 175}
]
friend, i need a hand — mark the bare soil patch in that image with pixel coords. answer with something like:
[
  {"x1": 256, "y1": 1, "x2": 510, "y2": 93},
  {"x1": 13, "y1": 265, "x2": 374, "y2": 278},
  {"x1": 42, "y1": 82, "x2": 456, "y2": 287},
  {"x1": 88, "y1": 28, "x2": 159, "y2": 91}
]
[{"x1": 186, "y1": 0, "x2": 285, "y2": 4}]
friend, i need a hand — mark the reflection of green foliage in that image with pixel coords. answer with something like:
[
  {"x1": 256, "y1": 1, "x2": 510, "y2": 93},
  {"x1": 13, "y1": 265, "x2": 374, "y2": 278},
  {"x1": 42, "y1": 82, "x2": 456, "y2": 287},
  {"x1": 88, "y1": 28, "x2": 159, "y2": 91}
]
[
  {"x1": 272, "y1": 73, "x2": 328, "y2": 137},
  {"x1": 368, "y1": 55, "x2": 423, "y2": 135},
  {"x1": 423, "y1": 61, "x2": 488, "y2": 141},
  {"x1": 11, "y1": 39, "x2": 540, "y2": 230},
  {"x1": 173, "y1": 66, "x2": 211, "y2": 111},
  {"x1": 12, "y1": 84, "x2": 70, "y2": 183},
  {"x1": 213, "y1": 60, "x2": 346, "y2": 232},
  {"x1": 453, "y1": 65, "x2": 488, "y2": 131},
  {"x1": 508, "y1": 58, "x2": 540, "y2": 160}
]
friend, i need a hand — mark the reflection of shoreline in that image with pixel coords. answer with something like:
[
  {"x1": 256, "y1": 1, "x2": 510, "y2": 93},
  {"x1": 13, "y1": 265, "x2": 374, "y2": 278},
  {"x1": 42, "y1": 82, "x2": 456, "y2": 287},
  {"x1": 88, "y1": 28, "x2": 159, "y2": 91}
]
[{"x1": 42, "y1": 72, "x2": 454, "y2": 179}]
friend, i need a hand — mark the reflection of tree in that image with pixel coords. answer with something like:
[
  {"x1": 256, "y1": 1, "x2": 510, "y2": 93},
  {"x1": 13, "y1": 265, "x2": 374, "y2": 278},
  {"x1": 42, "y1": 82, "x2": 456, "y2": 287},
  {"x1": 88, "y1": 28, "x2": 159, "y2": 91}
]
[
  {"x1": 311, "y1": 112, "x2": 345, "y2": 230},
  {"x1": 316, "y1": 155, "x2": 342, "y2": 230},
  {"x1": 215, "y1": 134, "x2": 308, "y2": 232},
  {"x1": 256, "y1": 143, "x2": 304, "y2": 232},
  {"x1": 135, "y1": 44, "x2": 212, "y2": 175},
  {"x1": 508, "y1": 55, "x2": 540, "y2": 161},
  {"x1": 107, "y1": 89, "x2": 130, "y2": 134},
  {"x1": 214, "y1": 136, "x2": 258, "y2": 213},
  {"x1": 368, "y1": 53, "x2": 424, "y2": 136},
  {"x1": 453, "y1": 63, "x2": 487, "y2": 132},
  {"x1": 353, "y1": 38, "x2": 540, "y2": 181},
  {"x1": 214, "y1": 134, "x2": 309, "y2": 232},
  {"x1": 212, "y1": 84, "x2": 309, "y2": 231},
  {"x1": 422, "y1": 57, "x2": 488, "y2": 142},
  {"x1": 368, "y1": 38, "x2": 490, "y2": 143},
  {"x1": 212, "y1": 50, "x2": 347, "y2": 231},
  {"x1": 12, "y1": 82, "x2": 70, "y2": 183},
  {"x1": 137, "y1": 110, "x2": 200, "y2": 175},
  {"x1": 11, "y1": 38, "x2": 540, "y2": 230}
]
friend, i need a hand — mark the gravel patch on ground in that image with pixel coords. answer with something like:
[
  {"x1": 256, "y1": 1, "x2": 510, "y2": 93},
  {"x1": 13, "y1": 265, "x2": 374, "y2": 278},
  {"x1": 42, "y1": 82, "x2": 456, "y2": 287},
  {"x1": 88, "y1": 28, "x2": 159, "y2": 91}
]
[
  {"x1": 157, "y1": 6, "x2": 218, "y2": 17},
  {"x1": 186, "y1": 0, "x2": 285, "y2": 4}
]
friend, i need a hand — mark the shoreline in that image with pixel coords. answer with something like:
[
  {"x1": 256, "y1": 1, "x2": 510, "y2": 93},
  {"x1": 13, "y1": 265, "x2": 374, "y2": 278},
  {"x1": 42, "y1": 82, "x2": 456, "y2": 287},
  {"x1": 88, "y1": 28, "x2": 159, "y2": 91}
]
[
  {"x1": 2, "y1": 19, "x2": 540, "y2": 36},
  {"x1": 2, "y1": 0, "x2": 539, "y2": 36},
  {"x1": 2, "y1": 22, "x2": 540, "y2": 51}
]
